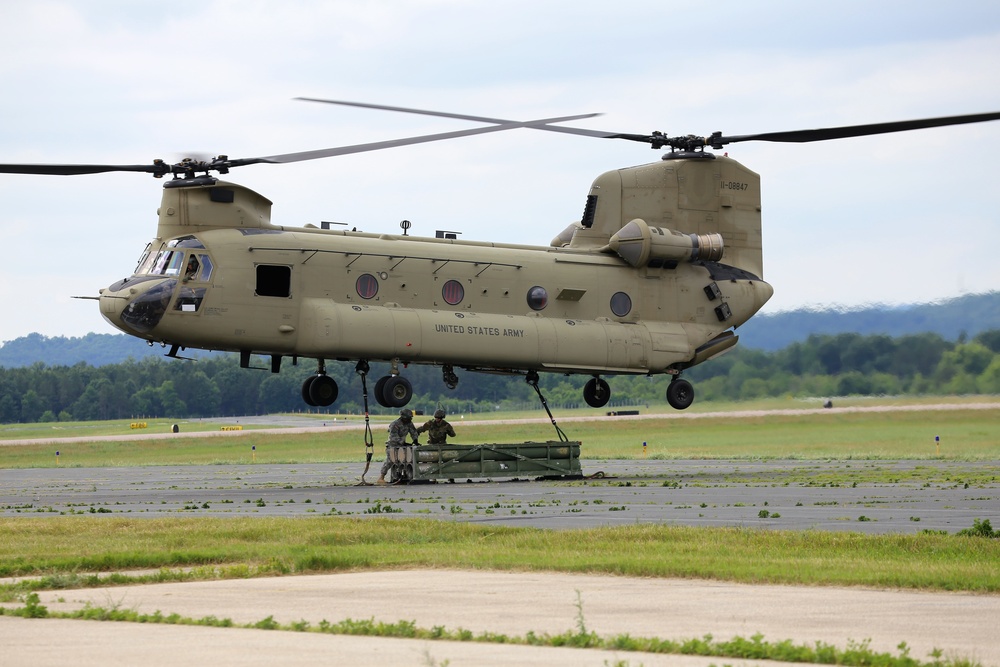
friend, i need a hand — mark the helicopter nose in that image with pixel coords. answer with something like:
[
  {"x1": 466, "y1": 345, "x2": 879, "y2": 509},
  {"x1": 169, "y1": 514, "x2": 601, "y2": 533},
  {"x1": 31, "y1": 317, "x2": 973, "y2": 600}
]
[{"x1": 99, "y1": 277, "x2": 176, "y2": 335}]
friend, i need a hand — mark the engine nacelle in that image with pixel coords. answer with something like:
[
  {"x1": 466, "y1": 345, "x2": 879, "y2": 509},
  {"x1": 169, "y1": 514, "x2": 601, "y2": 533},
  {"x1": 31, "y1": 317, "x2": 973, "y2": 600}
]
[{"x1": 606, "y1": 218, "x2": 724, "y2": 268}]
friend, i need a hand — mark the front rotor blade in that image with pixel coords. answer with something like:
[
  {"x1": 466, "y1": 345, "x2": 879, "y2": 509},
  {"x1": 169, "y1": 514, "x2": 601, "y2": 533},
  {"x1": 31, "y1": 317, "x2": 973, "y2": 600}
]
[
  {"x1": 719, "y1": 111, "x2": 1000, "y2": 145},
  {"x1": 0, "y1": 162, "x2": 167, "y2": 176}
]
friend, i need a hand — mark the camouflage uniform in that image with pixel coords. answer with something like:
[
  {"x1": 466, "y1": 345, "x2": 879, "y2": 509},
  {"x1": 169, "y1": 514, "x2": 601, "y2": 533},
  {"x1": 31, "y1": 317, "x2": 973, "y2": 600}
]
[
  {"x1": 416, "y1": 409, "x2": 456, "y2": 445},
  {"x1": 380, "y1": 410, "x2": 419, "y2": 479}
]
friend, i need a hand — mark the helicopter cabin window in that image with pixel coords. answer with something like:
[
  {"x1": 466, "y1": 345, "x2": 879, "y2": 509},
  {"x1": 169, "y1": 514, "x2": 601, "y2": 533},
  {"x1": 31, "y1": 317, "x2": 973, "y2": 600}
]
[
  {"x1": 442, "y1": 280, "x2": 464, "y2": 306},
  {"x1": 256, "y1": 264, "x2": 291, "y2": 298},
  {"x1": 610, "y1": 292, "x2": 632, "y2": 318},
  {"x1": 356, "y1": 273, "x2": 379, "y2": 300},
  {"x1": 526, "y1": 286, "x2": 548, "y2": 311}
]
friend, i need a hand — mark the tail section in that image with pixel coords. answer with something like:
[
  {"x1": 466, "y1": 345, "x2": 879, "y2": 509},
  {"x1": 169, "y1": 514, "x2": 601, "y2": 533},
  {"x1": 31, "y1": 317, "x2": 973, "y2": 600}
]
[{"x1": 560, "y1": 155, "x2": 764, "y2": 279}]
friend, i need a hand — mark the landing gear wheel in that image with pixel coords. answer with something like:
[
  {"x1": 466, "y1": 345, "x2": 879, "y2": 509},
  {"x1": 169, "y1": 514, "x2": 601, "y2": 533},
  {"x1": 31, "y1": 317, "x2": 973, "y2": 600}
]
[
  {"x1": 373, "y1": 376, "x2": 390, "y2": 408},
  {"x1": 308, "y1": 375, "x2": 339, "y2": 407},
  {"x1": 301, "y1": 376, "x2": 318, "y2": 407},
  {"x1": 381, "y1": 376, "x2": 413, "y2": 408},
  {"x1": 583, "y1": 377, "x2": 611, "y2": 408},
  {"x1": 666, "y1": 378, "x2": 694, "y2": 410}
]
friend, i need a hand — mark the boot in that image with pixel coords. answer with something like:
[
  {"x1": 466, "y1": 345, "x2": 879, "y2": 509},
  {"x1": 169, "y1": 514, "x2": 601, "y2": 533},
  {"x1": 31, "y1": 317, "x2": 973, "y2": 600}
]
[{"x1": 376, "y1": 476, "x2": 387, "y2": 485}]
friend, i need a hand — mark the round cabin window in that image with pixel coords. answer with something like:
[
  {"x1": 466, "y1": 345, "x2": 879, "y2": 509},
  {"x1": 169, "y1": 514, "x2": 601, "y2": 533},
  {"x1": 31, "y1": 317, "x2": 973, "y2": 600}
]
[
  {"x1": 610, "y1": 292, "x2": 632, "y2": 317},
  {"x1": 526, "y1": 285, "x2": 548, "y2": 311},
  {"x1": 442, "y1": 280, "x2": 465, "y2": 305},
  {"x1": 356, "y1": 273, "x2": 379, "y2": 299}
]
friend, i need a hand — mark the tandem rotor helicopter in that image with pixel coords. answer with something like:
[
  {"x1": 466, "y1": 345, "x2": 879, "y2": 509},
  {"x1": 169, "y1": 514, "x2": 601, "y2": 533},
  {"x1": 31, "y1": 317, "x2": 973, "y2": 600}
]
[{"x1": 2, "y1": 100, "x2": 999, "y2": 412}]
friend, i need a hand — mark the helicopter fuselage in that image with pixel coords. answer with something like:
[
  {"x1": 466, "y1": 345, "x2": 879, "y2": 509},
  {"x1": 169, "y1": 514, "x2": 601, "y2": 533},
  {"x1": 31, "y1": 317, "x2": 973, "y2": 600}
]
[{"x1": 98, "y1": 153, "x2": 773, "y2": 409}]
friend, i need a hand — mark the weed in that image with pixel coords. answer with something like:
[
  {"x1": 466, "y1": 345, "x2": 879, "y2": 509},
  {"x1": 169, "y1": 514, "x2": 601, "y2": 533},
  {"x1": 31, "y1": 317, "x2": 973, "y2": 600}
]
[
  {"x1": 364, "y1": 501, "x2": 401, "y2": 514},
  {"x1": 956, "y1": 518, "x2": 998, "y2": 538}
]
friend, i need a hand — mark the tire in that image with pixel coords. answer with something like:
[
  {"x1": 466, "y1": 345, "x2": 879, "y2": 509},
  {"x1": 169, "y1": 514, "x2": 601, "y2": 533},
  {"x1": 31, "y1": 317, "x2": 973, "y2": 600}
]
[
  {"x1": 666, "y1": 378, "x2": 694, "y2": 410},
  {"x1": 308, "y1": 374, "x2": 339, "y2": 407},
  {"x1": 301, "y1": 376, "x2": 318, "y2": 407},
  {"x1": 583, "y1": 377, "x2": 611, "y2": 408},
  {"x1": 381, "y1": 376, "x2": 413, "y2": 408},
  {"x1": 373, "y1": 376, "x2": 390, "y2": 408}
]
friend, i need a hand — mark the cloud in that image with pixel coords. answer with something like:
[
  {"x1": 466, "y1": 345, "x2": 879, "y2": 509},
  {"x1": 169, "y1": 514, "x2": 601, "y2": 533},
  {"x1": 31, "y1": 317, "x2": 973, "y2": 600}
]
[{"x1": 2, "y1": 0, "x2": 999, "y2": 341}]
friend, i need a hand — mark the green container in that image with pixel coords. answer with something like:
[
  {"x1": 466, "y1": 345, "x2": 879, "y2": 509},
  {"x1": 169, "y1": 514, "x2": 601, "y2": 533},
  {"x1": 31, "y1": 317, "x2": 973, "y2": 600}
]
[{"x1": 386, "y1": 441, "x2": 582, "y2": 482}]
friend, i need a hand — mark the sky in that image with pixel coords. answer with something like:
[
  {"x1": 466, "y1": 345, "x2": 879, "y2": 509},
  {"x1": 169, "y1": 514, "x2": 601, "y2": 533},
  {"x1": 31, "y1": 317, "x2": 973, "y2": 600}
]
[{"x1": 1, "y1": 0, "x2": 999, "y2": 343}]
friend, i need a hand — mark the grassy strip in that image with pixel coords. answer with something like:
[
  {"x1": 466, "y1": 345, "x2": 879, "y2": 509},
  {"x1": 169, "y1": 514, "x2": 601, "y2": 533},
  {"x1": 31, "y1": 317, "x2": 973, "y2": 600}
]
[
  {"x1": 1, "y1": 518, "x2": 998, "y2": 593},
  {"x1": 1, "y1": 592, "x2": 979, "y2": 667},
  {"x1": 2, "y1": 406, "x2": 999, "y2": 468}
]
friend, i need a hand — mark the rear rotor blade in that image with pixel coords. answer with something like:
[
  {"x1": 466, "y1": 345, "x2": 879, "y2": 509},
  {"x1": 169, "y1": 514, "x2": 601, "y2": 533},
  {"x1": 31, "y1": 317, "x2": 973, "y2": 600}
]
[
  {"x1": 717, "y1": 111, "x2": 1000, "y2": 145},
  {"x1": 245, "y1": 114, "x2": 603, "y2": 165},
  {"x1": 295, "y1": 97, "x2": 601, "y2": 128}
]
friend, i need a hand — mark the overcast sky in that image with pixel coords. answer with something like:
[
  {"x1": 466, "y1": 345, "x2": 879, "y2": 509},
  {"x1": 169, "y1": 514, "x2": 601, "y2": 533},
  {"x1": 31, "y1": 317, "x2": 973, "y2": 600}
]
[{"x1": 1, "y1": 0, "x2": 999, "y2": 343}]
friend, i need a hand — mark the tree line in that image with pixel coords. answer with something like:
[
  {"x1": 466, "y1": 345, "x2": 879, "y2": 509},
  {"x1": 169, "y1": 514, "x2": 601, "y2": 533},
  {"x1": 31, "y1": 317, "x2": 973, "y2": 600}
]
[{"x1": 1, "y1": 329, "x2": 998, "y2": 424}]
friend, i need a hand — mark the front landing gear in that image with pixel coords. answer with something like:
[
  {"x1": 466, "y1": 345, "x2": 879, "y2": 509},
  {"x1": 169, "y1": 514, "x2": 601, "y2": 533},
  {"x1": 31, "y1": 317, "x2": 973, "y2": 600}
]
[
  {"x1": 666, "y1": 377, "x2": 694, "y2": 410},
  {"x1": 301, "y1": 360, "x2": 338, "y2": 407}
]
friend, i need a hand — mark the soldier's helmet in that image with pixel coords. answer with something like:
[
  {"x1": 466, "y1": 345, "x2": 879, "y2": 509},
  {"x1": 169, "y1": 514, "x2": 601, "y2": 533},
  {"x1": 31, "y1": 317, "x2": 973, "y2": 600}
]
[
  {"x1": 434, "y1": 409, "x2": 446, "y2": 419},
  {"x1": 400, "y1": 408, "x2": 413, "y2": 421}
]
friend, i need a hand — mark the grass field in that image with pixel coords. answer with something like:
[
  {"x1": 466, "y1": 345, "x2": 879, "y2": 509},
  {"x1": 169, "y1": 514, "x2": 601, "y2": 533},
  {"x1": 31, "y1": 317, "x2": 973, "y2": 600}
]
[
  {"x1": 1, "y1": 398, "x2": 998, "y2": 468},
  {"x1": 1, "y1": 516, "x2": 999, "y2": 593}
]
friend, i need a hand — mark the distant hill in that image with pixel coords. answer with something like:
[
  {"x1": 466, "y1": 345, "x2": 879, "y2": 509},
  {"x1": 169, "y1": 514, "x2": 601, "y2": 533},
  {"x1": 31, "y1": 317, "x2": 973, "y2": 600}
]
[
  {"x1": 0, "y1": 332, "x2": 211, "y2": 368},
  {"x1": 736, "y1": 291, "x2": 1000, "y2": 351},
  {"x1": 1, "y1": 292, "x2": 998, "y2": 367}
]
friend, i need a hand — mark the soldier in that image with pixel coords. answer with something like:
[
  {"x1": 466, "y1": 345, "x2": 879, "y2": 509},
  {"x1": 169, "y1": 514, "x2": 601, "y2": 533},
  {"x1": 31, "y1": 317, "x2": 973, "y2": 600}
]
[
  {"x1": 416, "y1": 408, "x2": 457, "y2": 445},
  {"x1": 377, "y1": 408, "x2": 419, "y2": 484}
]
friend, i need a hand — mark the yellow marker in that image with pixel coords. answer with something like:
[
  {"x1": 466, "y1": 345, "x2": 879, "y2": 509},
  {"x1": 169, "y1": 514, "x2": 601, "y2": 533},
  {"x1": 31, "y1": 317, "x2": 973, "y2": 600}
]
[
  {"x1": 643, "y1": 441, "x2": 647, "y2": 458},
  {"x1": 56, "y1": 450, "x2": 60, "y2": 465},
  {"x1": 252, "y1": 445, "x2": 256, "y2": 463}
]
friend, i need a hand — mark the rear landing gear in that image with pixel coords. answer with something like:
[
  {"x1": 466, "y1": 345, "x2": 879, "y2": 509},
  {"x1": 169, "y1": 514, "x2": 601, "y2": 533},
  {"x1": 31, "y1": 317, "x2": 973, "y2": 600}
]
[
  {"x1": 378, "y1": 375, "x2": 413, "y2": 408},
  {"x1": 582, "y1": 377, "x2": 611, "y2": 408},
  {"x1": 373, "y1": 359, "x2": 413, "y2": 408},
  {"x1": 666, "y1": 377, "x2": 694, "y2": 410}
]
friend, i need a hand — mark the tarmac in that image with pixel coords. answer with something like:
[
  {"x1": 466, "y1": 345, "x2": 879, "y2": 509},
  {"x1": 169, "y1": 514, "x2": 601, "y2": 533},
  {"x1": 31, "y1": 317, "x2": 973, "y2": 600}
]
[{"x1": 2, "y1": 459, "x2": 998, "y2": 533}]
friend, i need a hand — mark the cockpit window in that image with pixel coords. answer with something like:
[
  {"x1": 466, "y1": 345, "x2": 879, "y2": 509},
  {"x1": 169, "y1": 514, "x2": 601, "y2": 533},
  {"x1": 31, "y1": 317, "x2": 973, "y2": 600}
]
[
  {"x1": 150, "y1": 251, "x2": 171, "y2": 275},
  {"x1": 184, "y1": 255, "x2": 200, "y2": 281},
  {"x1": 194, "y1": 254, "x2": 213, "y2": 281},
  {"x1": 167, "y1": 235, "x2": 206, "y2": 249},
  {"x1": 163, "y1": 251, "x2": 185, "y2": 276},
  {"x1": 134, "y1": 243, "x2": 154, "y2": 275}
]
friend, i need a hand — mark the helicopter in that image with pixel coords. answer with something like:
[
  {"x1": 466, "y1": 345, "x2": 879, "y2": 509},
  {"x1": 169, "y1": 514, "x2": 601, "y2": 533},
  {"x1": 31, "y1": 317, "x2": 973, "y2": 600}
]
[{"x1": 2, "y1": 101, "x2": 999, "y2": 411}]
